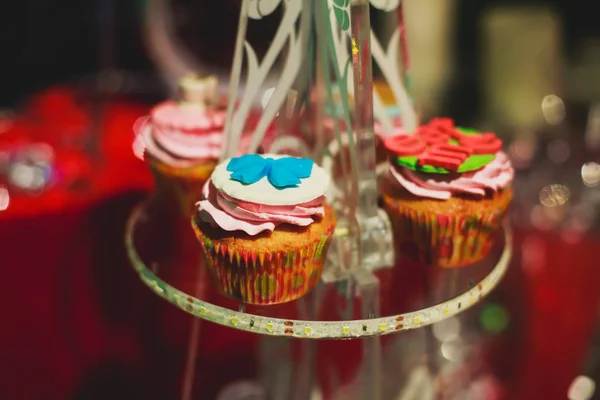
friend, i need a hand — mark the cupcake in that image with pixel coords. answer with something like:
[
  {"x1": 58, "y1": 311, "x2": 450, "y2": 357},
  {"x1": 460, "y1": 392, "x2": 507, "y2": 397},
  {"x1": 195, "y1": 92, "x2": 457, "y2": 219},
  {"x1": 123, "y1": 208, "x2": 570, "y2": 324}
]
[
  {"x1": 192, "y1": 154, "x2": 336, "y2": 305},
  {"x1": 133, "y1": 75, "x2": 279, "y2": 216},
  {"x1": 381, "y1": 118, "x2": 514, "y2": 268},
  {"x1": 133, "y1": 74, "x2": 224, "y2": 216}
]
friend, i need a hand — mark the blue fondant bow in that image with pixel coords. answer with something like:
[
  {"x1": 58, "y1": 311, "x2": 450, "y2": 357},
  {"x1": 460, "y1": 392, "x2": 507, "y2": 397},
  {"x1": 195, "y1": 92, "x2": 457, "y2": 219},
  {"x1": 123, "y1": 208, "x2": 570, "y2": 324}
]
[{"x1": 227, "y1": 154, "x2": 314, "y2": 189}]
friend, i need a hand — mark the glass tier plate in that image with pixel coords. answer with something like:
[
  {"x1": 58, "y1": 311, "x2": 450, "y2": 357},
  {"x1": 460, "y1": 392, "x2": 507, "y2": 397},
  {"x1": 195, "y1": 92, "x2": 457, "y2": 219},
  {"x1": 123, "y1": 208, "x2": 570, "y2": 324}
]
[{"x1": 125, "y1": 199, "x2": 512, "y2": 340}]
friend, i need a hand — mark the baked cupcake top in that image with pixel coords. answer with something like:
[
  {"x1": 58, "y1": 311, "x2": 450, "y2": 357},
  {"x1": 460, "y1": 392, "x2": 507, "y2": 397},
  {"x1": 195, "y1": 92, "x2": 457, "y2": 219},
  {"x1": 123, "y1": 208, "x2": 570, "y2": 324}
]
[
  {"x1": 197, "y1": 154, "x2": 330, "y2": 235},
  {"x1": 384, "y1": 118, "x2": 514, "y2": 200}
]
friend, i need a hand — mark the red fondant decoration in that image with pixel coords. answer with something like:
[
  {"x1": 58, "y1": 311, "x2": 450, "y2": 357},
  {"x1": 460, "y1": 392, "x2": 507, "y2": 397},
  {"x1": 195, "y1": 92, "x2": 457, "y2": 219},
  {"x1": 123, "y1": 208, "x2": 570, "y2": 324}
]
[
  {"x1": 431, "y1": 143, "x2": 473, "y2": 157},
  {"x1": 419, "y1": 127, "x2": 450, "y2": 145},
  {"x1": 418, "y1": 154, "x2": 461, "y2": 170},
  {"x1": 428, "y1": 117, "x2": 455, "y2": 130},
  {"x1": 385, "y1": 118, "x2": 504, "y2": 170},
  {"x1": 384, "y1": 134, "x2": 426, "y2": 156},
  {"x1": 457, "y1": 132, "x2": 503, "y2": 154},
  {"x1": 418, "y1": 143, "x2": 472, "y2": 170}
]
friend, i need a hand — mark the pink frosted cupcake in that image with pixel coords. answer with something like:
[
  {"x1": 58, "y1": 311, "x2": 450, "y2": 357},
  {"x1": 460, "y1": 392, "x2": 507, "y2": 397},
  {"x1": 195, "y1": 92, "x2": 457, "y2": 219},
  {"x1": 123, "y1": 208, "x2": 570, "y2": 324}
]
[
  {"x1": 381, "y1": 118, "x2": 514, "y2": 267},
  {"x1": 132, "y1": 75, "x2": 222, "y2": 215},
  {"x1": 133, "y1": 75, "x2": 275, "y2": 216}
]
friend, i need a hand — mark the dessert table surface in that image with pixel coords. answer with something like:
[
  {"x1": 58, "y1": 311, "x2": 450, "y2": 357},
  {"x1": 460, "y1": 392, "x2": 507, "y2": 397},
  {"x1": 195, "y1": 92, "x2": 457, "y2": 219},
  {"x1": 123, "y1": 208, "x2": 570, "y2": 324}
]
[{"x1": 1, "y1": 87, "x2": 599, "y2": 400}]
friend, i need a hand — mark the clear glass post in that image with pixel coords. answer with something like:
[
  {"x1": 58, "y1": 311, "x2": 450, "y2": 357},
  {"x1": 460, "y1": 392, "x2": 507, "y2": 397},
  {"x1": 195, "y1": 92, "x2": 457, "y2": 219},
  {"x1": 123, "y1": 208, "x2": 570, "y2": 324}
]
[
  {"x1": 350, "y1": 0, "x2": 378, "y2": 219},
  {"x1": 349, "y1": 0, "x2": 394, "y2": 271}
]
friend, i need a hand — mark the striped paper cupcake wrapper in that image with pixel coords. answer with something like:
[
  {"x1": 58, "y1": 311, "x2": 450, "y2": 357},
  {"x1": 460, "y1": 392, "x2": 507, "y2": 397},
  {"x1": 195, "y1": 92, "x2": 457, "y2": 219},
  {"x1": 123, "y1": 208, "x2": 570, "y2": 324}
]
[
  {"x1": 193, "y1": 224, "x2": 334, "y2": 305},
  {"x1": 148, "y1": 155, "x2": 217, "y2": 179},
  {"x1": 383, "y1": 196, "x2": 507, "y2": 268},
  {"x1": 148, "y1": 157, "x2": 216, "y2": 217}
]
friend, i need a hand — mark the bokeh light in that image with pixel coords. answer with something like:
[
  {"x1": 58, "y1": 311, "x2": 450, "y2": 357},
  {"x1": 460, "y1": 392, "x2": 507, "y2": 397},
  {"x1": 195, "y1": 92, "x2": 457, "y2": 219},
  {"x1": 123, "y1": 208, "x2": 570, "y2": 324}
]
[
  {"x1": 541, "y1": 94, "x2": 566, "y2": 126},
  {"x1": 480, "y1": 303, "x2": 510, "y2": 333},
  {"x1": 440, "y1": 338, "x2": 465, "y2": 362},
  {"x1": 432, "y1": 317, "x2": 461, "y2": 342},
  {"x1": 567, "y1": 376, "x2": 595, "y2": 400},
  {"x1": 539, "y1": 184, "x2": 570, "y2": 207},
  {"x1": 547, "y1": 139, "x2": 570, "y2": 164},
  {"x1": 508, "y1": 131, "x2": 536, "y2": 169},
  {"x1": 582, "y1": 162, "x2": 600, "y2": 187}
]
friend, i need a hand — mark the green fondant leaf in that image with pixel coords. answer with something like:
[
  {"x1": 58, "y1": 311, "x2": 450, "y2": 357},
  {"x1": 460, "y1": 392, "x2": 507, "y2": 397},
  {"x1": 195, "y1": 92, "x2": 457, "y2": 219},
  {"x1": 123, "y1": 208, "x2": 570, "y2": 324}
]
[
  {"x1": 395, "y1": 126, "x2": 497, "y2": 173},
  {"x1": 419, "y1": 165, "x2": 449, "y2": 174},
  {"x1": 396, "y1": 156, "x2": 419, "y2": 170},
  {"x1": 397, "y1": 154, "x2": 494, "y2": 174},
  {"x1": 457, "y1": 127, "x2": 478, "y2": 135},
  {"x1": 396, "y1": 156, "x2": 449, "y2": 173},
  {"x1": 457, "y1": 154, "x2": 495, "y2": 172}
]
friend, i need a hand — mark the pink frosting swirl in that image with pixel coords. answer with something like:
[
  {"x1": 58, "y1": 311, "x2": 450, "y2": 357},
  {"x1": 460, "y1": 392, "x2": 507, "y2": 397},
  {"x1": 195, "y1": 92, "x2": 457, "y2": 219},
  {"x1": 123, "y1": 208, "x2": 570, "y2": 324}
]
[
  {"x1": 133, "y1": 102, "x2": 279, "y2": 166},
  {"x1": 150, "y1": 102, "x2": 225, "y2": 161},
  {"x1": 197, "y1": 180, "x2": 325, "y2": 236},
  {"x1": 151, "y1": 101, "x2": 226, "y2": 132},
  {"x1": 389, "y1": 152, "x2": 514, "y2": 200},
  {"x1": 152, "y1": 128, "x2": 222, "y2": 159}
]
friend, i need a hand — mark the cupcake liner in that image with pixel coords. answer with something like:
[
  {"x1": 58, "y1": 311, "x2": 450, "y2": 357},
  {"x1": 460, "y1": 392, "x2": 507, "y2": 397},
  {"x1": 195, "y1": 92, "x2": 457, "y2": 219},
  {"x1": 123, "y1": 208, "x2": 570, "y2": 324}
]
[
  {"x1": 148, "y1": 156, "x2": 216, "y2": 217},
  {"x1": 192, "y1": 224, "x2": 335, "y2": 305},
  {"x1": 383, "y1": 195, "x2": 507, "y2": 268}
]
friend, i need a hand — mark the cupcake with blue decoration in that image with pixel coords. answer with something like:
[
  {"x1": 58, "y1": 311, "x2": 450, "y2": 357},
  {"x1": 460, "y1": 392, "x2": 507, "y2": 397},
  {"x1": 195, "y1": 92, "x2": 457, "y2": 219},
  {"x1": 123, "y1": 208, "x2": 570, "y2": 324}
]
[{"x1": 192, "y1": 154, "x2": 336, "y2": 305}]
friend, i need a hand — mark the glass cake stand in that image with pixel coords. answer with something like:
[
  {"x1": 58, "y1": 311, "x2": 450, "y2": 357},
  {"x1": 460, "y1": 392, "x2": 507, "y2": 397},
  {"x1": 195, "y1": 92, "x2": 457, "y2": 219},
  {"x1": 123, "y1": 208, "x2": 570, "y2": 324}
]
[
  {"x1": 125, "y1": 198, "x2": 512, "y2": 399},
  {"x1": 125, "y1": 197, "x2": 512, "y2": 399},
  {"x1": 125, "y1": 199, "x2": 512, "y2": 340}
]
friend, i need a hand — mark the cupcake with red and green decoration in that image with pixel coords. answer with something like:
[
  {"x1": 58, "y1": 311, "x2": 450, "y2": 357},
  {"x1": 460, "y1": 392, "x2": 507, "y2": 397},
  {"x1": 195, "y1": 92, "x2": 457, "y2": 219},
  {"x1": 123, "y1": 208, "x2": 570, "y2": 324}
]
[{"x1": 381, "y1": 118, "x2": 514, "y2": 268}]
